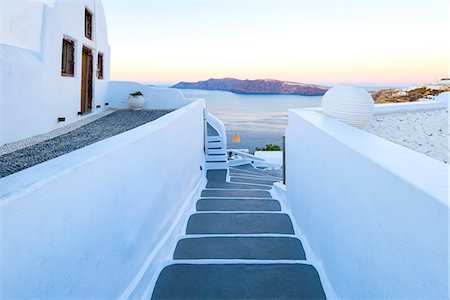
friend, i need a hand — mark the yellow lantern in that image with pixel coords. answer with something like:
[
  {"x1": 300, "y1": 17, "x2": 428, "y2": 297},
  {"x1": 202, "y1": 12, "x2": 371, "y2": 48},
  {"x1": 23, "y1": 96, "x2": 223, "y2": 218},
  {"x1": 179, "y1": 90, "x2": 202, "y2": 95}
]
[{"x1": 232, "y1": 133, "x2": 240, "y2": 143}]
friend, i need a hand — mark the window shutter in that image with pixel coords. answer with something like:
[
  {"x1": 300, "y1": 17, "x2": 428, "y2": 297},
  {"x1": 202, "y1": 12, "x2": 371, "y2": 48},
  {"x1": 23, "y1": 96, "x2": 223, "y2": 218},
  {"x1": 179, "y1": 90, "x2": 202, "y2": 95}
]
[
  {"x1": 61, "y1": 40, "x2": 66, "y2": 74},
  {"x1": 85, "y1": 9, "x2": 93, "y2": 40},
  {"x1": 61, "y1": 39, "x2": 75, "y2": 76},
  {"x1": 68, "y1": 41, "x2": 74, "y2": 74},
  {"x1": 97, "y1": 53, "x2": 103, "y2": 79}
]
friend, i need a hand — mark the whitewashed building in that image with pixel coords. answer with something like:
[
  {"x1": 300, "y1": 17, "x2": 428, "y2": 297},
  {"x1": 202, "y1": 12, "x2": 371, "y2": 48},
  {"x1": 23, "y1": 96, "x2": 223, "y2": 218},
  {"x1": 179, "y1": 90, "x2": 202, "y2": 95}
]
[
  {"x1": 1, "y1": 0, "x2": 111, "y2": 145},
  {"x1": 431, "y1": 78, "x2": 450, "y2": 86}
]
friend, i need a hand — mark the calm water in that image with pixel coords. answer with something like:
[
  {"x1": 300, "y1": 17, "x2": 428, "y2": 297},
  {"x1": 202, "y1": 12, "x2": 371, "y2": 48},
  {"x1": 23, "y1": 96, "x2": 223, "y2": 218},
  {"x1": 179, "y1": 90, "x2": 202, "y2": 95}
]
[{"x1": 176, "y1": 88, "x2": 322, "y2": 151}]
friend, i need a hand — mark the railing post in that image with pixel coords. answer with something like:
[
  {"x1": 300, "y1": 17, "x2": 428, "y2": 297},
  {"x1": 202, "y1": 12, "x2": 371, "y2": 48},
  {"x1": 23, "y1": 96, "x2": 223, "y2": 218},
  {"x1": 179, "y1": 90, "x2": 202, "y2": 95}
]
[{"x1": 282, "y1": 135, "x2": 286, "y2": 185}]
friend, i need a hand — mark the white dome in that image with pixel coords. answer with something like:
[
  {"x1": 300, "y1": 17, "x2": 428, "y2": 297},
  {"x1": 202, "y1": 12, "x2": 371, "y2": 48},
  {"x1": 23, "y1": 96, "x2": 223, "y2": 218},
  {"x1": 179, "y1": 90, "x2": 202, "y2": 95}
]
[{"x1": 322, "y1": 84, "x2": 374, "y2": 128}]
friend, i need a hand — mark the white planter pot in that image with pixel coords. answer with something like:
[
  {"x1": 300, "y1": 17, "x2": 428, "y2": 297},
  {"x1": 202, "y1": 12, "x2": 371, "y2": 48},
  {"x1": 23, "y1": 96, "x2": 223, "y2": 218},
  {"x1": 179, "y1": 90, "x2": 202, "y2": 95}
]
[
  {"x1": 322, "y1": 85, "x2": 374, "y2": 128},
  {"x1": 128, "y1": 95, "x2": 145, "y2": 110}
]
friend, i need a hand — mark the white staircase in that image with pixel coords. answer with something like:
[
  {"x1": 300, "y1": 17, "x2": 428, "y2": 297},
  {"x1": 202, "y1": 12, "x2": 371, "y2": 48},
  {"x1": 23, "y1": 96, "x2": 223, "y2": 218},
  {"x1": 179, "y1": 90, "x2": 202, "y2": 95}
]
[
  {"x1": 206, "y1": 126, "x2": 228, "y2": 170},
  {"x1": 206, "y1": 113, "x2": 228, "y2": 170}
]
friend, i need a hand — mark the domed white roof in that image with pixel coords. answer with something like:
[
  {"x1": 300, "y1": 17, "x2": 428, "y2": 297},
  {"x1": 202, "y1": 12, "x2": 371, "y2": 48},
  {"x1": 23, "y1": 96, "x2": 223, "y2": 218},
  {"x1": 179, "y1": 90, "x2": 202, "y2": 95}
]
[{"x1": 322, "y1": 84, "x2": 374, "y2": 128}]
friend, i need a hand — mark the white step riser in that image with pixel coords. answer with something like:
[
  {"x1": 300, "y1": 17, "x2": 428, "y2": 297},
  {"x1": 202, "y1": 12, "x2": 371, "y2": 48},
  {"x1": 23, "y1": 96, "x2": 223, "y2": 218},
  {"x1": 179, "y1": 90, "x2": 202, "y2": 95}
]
[
  {"x1": 208, "y1": 136, "x2": 223, "y2": 142},
  {"x1": 206, "y1": 155, "x2": 228, "y2": 162},
  {"x1": 207, "y1": 147, "x2": 226, "y2": 153},
  {"x1": 207, "y1": 148, "x2": 227, "y2": 155},
  {"x1": 207, "y1": 141, "x2": 224, "y2": 149}
]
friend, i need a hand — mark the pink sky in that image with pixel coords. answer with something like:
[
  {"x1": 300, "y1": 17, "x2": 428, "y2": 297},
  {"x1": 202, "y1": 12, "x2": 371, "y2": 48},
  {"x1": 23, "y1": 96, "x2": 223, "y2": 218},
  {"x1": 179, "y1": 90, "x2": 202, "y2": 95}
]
[{"x1": 104, "y1": 1, "x2": 449, "y2": 85}]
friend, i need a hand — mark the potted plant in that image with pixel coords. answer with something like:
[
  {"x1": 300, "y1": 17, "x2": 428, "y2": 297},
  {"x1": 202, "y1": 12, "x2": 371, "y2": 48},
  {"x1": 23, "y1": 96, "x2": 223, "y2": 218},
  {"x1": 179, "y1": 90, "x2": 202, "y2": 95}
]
[{"x1": 128, "y1": 91, "x2": 145, "y2": 110}]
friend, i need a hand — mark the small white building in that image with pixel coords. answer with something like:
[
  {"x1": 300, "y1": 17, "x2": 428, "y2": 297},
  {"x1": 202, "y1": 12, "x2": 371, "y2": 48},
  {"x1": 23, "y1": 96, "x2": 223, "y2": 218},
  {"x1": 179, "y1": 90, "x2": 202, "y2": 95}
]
[
  {"x1": 426, "y1": 85, "x2": 444, "y2": 91},
  {"x1": 1, "y1": 0, "x2": 111, "y2": 145},
  {"x1": 406, "y1": 84, "x2": 426, "y2": 91},
  {"x1": 431, "y1": 78, "x2": 450, "y2": 86}
]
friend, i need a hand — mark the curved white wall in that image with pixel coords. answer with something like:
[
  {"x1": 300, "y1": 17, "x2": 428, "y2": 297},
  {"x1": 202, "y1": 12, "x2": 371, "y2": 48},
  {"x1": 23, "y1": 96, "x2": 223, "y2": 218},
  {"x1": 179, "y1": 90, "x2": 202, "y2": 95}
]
[
  {"x1": 108, "y1": 81, "x2": 194, "y2": 110},
  {"x1": 286, "y1": 109, "x2": 448, "y2": 298},
  {"x1": 1, "y1": 0, "x2": 111, "y2": 145},
  {"x1": 0, "y1": 100, "x2": 207, "y2": 298},
  {"x1": 207, "y1": 112, "x2": 228, "y2": 150}
]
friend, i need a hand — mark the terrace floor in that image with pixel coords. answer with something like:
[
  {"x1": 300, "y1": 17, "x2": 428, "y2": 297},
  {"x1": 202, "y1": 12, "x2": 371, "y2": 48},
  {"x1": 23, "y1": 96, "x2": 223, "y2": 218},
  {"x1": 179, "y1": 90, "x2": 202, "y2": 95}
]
[
  {"x1": 0, "y1": 110, "x2": 172, "y2": 178},
  {"x1": 365, "y1": 109, "x2": 449, "y2": 164},
  {"x1": 152, "y1": 165, "x2": 327, "y2": 299}
]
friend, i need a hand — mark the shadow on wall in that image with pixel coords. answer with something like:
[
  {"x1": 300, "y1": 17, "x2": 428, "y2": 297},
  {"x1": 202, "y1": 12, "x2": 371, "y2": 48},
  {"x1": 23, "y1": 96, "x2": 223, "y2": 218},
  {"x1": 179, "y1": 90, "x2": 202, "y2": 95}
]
[{"x1": 285, "y1": 108, "x2": 448, "y2": 298}]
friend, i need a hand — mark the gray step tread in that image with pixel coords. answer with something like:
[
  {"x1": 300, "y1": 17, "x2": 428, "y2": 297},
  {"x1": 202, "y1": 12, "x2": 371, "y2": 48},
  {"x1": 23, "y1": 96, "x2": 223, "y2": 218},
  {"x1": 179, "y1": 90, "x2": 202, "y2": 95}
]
[
  {"x1": 197, "y1": 199, "x2": 281, "y2": 211},
  {"x1": 230, "y1": 177, "x2": 280, "y2": 185},
  {"x1": 229, "y1": 169, "x2": 282, "y2": 180},
  {"x1": 152, "y1": 264, "x2": 326, "y2": 299},
  {"x1": 206, "y1": 169, "x2": 228, "y2": 182},
  {"x1": 186, "y1": 213, "x2": 294, "y2": 234},
  {"x1": 231, "y1": 165, "x2": 283, "y2": 178},
  {"x1": 200, "y1": 197, "x2": 275, "y2": 201},
  {"x1": 201, "y1": 189, "x2": 272, "y2": 198},
  {"x1": 230, "y1": 165, "x2": 282, "y2": 174},
  {"x1": 174, "y1": 237, "x2": 306, "y2": 260},
  {"x1": 206, "y1": 181, "x2": 272, "y2": 190}
]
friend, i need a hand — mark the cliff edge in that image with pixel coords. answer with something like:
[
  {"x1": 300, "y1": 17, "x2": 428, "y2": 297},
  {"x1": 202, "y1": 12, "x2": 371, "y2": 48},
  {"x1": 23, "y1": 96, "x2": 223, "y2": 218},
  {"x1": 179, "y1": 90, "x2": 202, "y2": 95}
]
[{"x1": 172, "y1": 78, "x2": 329, "y2": 96}]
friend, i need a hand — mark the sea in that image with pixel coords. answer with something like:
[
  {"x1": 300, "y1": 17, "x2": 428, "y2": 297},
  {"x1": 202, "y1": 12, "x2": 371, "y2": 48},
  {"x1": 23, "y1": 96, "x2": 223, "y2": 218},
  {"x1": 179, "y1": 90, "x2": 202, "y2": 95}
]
[{"x1": 156, "y1": 85, "x2": 404, "y2": 152}]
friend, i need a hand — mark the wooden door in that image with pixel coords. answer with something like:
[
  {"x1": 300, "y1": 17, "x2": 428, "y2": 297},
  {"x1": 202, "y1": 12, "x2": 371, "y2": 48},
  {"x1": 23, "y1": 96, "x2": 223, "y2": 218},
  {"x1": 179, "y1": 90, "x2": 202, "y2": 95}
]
[{"x1": 81, "y1": 47, "x2": 93, "y2": 113}]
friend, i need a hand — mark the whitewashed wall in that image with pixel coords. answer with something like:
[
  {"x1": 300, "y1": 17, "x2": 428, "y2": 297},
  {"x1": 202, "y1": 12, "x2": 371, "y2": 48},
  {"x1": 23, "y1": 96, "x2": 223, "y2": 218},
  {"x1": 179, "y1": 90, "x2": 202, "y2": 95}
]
[
  {"x1": 108, "y1": 81, "x2": 195, "y2": 110},
  {"x1": 1, "y1": 0, "x2": 110, "y2": 145},
  {"x1": 0, "y1": 44, "x2": 45, "y2": 143},
  {"x1": 0, "y1": 100, "x2": 207, "y2": 298},
  {"x1": 285, "y1": 109, "x2": 448, "y2": 298}
]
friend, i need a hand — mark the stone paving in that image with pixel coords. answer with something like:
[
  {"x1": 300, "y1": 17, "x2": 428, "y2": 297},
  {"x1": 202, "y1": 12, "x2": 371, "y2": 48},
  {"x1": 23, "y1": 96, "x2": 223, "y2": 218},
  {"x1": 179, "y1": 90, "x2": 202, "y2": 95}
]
[
  {"x1": 365, "y1": 109, "x2": 449, "y2": 164},
  {"x1": 0, "y1": 110, "x2": 172, "y2": 178}
]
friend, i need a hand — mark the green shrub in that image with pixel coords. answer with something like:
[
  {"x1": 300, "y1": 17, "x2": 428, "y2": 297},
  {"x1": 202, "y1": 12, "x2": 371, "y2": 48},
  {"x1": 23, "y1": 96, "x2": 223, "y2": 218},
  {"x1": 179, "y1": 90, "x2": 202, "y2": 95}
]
[{"x1": 256, "y1": 144, "x2": 281, "y2": 151}]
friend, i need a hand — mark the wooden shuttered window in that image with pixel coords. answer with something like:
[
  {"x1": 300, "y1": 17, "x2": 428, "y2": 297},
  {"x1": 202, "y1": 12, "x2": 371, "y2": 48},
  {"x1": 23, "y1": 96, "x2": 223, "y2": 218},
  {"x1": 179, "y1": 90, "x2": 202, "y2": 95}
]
[
  {"x1": 61, "y1": 39, "x2": 75, "y2": 76},
  {"x1": 85, "y1": 9, "x2": 93, "y2": 40},
  {"x1": 97, "y1": 53, "x2": 104, "y2": 79}
]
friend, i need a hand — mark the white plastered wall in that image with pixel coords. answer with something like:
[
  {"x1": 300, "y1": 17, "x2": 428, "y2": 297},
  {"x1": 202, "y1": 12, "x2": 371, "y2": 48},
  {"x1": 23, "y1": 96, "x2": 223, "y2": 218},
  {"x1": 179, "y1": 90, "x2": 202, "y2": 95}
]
[
  {"x1": 1, "y1": 0, "x2": 111, "y2": 145},
  {"x1": 0, "y1": 100, "x2": 207, "y2": 298},
  {"x1": 285, "y1": 108, "x2": 448, "y2": 298}
]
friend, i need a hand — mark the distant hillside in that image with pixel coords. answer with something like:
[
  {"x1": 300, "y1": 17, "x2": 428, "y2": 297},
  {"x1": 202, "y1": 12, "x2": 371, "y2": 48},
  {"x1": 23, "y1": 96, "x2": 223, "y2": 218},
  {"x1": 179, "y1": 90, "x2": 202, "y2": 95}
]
[
  {"x1": 171, "y1": 78, "x2": 329, "y2": 96},
  {"x1": 372, "y1": 86, "x2": 450, "y2": 103}
]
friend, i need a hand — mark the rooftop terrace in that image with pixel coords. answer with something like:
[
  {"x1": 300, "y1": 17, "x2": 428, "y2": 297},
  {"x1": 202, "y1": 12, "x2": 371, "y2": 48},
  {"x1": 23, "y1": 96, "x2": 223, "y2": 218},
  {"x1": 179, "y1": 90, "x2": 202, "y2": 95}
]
[
  {"x1": 365, "y1": 109, "x2": 448, "y2": 163},
  {"x1": 0, "y1": 110, "x2": 172, "y2": 177}
]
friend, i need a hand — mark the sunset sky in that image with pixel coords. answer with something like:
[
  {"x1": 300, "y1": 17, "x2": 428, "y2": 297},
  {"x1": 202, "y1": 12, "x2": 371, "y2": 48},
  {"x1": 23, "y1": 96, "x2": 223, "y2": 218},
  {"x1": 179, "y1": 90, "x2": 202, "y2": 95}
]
[{"x1": 103, "y1": 0, "x2": 449, "y2": 86}]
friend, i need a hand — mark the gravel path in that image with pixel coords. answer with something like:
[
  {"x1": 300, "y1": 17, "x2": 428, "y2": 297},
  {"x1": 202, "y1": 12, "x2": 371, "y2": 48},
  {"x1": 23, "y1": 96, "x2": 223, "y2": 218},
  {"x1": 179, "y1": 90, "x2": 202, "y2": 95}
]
[
  {"x1": 0, "y1": 110, "x2": 172, "y2": 178},
  {"x1": 0, "y1": 110, "x2": 115, "y2": 155},
  {"x1": 365, "y1": 109, "x2": 448, "y2": 164}
]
